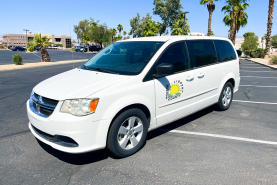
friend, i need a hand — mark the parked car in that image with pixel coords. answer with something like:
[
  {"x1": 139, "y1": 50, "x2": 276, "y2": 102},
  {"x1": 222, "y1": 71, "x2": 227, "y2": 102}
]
[
  {"x1": 27, "y1": 36, "x2": 240, "y2": 158},
  {"x1": 34, "y1": 46, "x2": 41, "y2": 51},
  {"x1": 89, "y1": 45, "x2": 101, "y2": 52},
  {"x1": 12, "y1": 46, "x2": 26, "y2": 51},
  {"x1": 75, "y1": 46, "x2": 87, "y2": 52},
  {"x1": 8, "y1": 45, "x2": 13, "y2": 49}
]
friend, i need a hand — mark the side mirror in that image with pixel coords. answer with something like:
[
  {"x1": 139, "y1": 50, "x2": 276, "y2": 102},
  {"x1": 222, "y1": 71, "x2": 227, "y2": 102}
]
[{"x1": 154, "y1": 63, "x2": 175, "y2": 78}]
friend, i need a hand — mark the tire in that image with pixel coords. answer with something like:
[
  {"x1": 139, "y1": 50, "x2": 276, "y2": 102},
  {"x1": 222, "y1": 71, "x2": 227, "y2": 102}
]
[
  {"x1": 107, "y1": 108, "x2": 149, "y2": 158},
  {"x1": 214, "y1": 82, "x2": 234, "y2": 111}
]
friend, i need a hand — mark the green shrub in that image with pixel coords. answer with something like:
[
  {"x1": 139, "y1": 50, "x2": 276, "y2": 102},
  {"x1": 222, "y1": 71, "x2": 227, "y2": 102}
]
[
  {"x1": 28, "y1": 46, "x2": 34, "y2": 52},
  {"x1": 244, "y1": 51, "x2": 250, "y2": 56},
  {"x1": 12, "y1": 54, "x2": 23, "y2": 65},
  {"x1": 236, "y1": 50, "x2": 242, "y2": 56},
  {"x1": 56, "y1": 44, "x2": 63, "y2": 47},
  {"x1": 250, "y1": 51, "x2": 259, "y2": 58},
  {"x1": 270, "y1": 56, "x2": 277, "y2": 65},
  {"x1": 71, "y1": 48, "x2": 75, "y2": 51},
  {"x1": 0, "y1": 46, "x2": 4, "y2": 49}
]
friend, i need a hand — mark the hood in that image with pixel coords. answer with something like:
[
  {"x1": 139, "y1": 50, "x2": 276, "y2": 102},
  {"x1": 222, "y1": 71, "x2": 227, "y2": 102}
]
[{"x1": 33, "y1": 68, "x2": 129, "y2": 100}]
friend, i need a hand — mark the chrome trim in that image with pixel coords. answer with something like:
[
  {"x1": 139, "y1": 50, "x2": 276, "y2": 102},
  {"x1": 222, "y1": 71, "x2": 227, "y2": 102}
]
[{"x1": 29, "y1": 92, "x2": 58, "y2": 118}]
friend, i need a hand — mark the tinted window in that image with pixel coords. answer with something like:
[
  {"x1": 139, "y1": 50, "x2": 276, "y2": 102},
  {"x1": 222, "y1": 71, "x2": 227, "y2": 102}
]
[
  {"x1": 187, "y1": 40, "x2": 217, "y2": 68},
  {"x1": 214, "y1": 40, "x2": 237, "y2": 62},
  {"x1": 156, "y1": 42, "x2": 190, "y2": 73}
]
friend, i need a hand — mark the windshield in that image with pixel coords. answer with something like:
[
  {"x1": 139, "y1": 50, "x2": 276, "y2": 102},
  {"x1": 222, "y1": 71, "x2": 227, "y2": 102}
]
[{"x1": 82, "y1": 41, "x2": 164, "y2": 75}]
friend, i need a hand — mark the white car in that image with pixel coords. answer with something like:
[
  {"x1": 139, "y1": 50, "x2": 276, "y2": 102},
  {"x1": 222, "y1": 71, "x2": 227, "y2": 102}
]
[{"x1": 27, "y1": 36, "x2": 240, "y2": 158}]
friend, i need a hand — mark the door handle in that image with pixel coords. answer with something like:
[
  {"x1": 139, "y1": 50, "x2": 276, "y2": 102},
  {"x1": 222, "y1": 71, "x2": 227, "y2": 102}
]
[
  {"x1": 197, "y1": 73, "x2": 205, "y2": 78},
  {"x1": 186, "y1": 76, "x2": 194, "y2": 81}
]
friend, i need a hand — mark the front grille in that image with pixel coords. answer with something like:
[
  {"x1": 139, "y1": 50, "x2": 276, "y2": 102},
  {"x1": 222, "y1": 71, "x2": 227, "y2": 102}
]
[
  {"x1": 40, "y1": 107, "x2": 53, "y2": 117},
  {"x1": 30, "y1": 92, "x2": 59, "y2": 118},
  {"x1": 42, "y1": 97, "x2": 59, "y2": 106},
  {"x1": 34, "y1": 92, "x2": 39, "y2": 99}
]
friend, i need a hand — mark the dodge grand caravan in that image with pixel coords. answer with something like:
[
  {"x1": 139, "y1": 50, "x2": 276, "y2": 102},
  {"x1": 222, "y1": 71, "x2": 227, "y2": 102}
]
[{"x1": 27, "y1": 36, "x2": 240, "y2": 158}]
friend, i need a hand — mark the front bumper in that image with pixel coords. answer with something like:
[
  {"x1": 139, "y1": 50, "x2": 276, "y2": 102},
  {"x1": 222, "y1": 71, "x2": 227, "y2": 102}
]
[{"x1": 27, "y1": 100, "x2": 111, "y2": 154}]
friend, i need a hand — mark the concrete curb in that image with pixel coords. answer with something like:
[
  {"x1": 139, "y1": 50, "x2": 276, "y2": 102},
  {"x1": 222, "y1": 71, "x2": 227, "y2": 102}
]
[
  {"x1": 0, "y1": 59, "x2": 87, "y2": 72},
  {"x1": 243, "y1": 58, "x2": 277, "y2": 70}
]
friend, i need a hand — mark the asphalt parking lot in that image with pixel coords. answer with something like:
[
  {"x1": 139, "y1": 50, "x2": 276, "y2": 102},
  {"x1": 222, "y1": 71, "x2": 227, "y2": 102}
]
[
  {"x1": 0, "y1": 50, "x2": 95, "y2": 65},
  {"x1": 0, "y1": 59, "x2": 277, "y2": 184}
]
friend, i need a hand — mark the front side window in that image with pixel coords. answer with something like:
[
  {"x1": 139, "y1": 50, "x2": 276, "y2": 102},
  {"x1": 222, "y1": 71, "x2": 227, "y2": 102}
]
[
  {"x1": 214, "y1": 40, "x2": 237, "y2": 62},
  {"x1": 187, "y1": 40, "x2": 217, "y2": 68},
  {"x1": 82, "y1": 41, "x2": 164, "y2": 75},
  {"x1": 156, "y1": 42, "x2": 190, "y2": 73}
]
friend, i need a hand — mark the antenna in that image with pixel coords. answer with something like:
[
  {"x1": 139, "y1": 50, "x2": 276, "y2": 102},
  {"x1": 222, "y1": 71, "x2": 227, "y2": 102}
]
[{"x1": 69, "y1": 25, "x2": 74, "y2": 68}]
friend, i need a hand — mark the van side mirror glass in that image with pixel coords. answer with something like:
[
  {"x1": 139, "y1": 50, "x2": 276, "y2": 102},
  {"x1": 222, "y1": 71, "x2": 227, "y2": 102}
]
[{"x1": 154, "y1": 63, "x2": 175, "y2": 78}]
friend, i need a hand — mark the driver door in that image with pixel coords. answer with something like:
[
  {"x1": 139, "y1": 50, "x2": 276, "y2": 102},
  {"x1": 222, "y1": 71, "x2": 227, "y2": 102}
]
[{"x1": 154, "y1": 42, "x2": 195, "y2": 126}]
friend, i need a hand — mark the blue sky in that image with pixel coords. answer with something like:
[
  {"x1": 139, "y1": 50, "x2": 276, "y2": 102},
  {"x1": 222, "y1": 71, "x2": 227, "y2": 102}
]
[{"x1": 1, "y1": 0, "x2": 276, "y2": 39}]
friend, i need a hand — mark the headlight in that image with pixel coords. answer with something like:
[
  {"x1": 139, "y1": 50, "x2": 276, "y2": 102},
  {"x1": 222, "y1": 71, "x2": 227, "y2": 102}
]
[{"x1": 60, "y1": 99, "x2": 99, "y2": 116}]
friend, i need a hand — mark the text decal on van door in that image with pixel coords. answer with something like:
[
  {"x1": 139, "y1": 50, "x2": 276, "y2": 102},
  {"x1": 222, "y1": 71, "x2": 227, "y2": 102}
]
[{"x1": 166, "y1": 80, "x2": 183, "y2": 101}]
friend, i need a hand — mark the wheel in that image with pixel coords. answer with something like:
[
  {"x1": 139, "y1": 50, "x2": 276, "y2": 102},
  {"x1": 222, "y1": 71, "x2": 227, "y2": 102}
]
[
  {"x1": 107, "y1": 108, "x2": 149, "y2": 158},
  {"x1": 215, "y1": 82, "x2": 233, "y2": 111}
]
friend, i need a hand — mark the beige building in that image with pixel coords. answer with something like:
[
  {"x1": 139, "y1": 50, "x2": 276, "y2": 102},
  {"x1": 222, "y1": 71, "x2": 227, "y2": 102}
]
[
  {"x1": 2, "y1": 34, "x2": 72, "y2": 48},
  {"x1": 235, "y1": 38, "x2": 266, "y2": 49}
]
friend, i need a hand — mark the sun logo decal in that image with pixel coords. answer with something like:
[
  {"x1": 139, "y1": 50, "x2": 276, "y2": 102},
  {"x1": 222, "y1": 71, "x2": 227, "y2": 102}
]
[{"x1": 166, "y1": 80, "x2": 183, "y2": 101}]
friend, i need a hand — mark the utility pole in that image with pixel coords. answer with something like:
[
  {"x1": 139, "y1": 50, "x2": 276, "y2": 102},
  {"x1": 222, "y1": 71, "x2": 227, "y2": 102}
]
[
  {"x1": 23, "y1": 29, "x2": 29, "y2": 49},
  {"x1": 182, "y1": 12, "x2": 189, "y2": 35}
]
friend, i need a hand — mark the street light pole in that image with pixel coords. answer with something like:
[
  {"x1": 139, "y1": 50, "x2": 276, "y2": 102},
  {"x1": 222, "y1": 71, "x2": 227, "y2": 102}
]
[
  {"x1": 23, "y1": 29, "x2": 29, "y2": 49},
  {"x1": 182, "y1": 12, "x2": 189, "y2": 35}
]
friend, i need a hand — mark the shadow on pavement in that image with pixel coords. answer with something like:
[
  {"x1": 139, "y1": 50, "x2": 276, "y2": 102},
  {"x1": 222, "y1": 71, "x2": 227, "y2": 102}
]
[
  {"x1": 147, "y1": 105, "x2": 214, "y2": 140},
  {"x1": 36, "y1": 139, "x2": 109, "y2": 165}
]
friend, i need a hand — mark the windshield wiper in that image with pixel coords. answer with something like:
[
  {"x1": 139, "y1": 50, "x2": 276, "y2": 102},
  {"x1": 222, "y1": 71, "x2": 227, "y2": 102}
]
[{"x1": 86, "y1": 67, "x2": 119, "y2": 74}]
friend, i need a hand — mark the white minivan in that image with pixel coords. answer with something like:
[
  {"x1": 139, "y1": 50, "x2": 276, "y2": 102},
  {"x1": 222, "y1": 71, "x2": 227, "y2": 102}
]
[{"x1": 27, "y1": 36, "x2": 240, "y2": 158}]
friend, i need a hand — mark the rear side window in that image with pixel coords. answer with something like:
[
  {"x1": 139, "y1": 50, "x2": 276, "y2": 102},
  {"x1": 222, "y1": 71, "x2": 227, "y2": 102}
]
[
  {"x1": 214, "y1": 40, "x2": 237, "y2": 62},
  {"x1": 156, "y1": 42, "x2": 190, "y2": 73},
  {"x1": 187, "y1": 40, "x2": 217, "y2": 68}
]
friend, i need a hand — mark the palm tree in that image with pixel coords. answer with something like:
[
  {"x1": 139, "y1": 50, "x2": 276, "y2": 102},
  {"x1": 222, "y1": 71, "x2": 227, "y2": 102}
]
[
  {"x1": 265, "y1": 0, "x2": 275, "y2": 58},
  {"x1": 200, "y1": 0, "x2": 219, "y2": 36},
  {"x1": 222, "y1": 0, "x2": 250, "y2": 45},
  {"x1": 142, "y1": 19, "x2": 159, "y2": 37},
  {"x1": 34, "y1": 33, "x2": 51, "y2": 62},
  {"x1": 223, "y1": 6, "x2": 248, "y2": 43},
  {"x1": 117, "y1": 24, "x2": 123, "y2": 36},
  {"x1": 111, "y1": 28, "x2": 117, "y2": 43},
  {"x1": 123, "y1": 31, "x2": 127, "y2": 36},
  {"x1": 171, "y1": 14, "x2": 190, "y2": 35}
]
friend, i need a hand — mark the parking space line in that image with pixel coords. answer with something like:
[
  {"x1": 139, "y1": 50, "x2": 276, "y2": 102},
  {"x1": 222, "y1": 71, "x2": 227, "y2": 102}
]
[
  {"x1": 158, "y1": 129, "x2": 277, "y2": 145},
  {"x1": 233, "y1": 100, "x2": 277, "y2": 105},
  {"x1": 240, "y1": 85, "x2": 277, "y2": 87},
  {"x1": 241, "y1": 76, "x2": 277, "y2": 79},
  {"x1": 242, "y1": 67, "x2": 268, "y2": 69},
  {"x1": 241, "y1": 71, "x2": 275, "y2": 72}
]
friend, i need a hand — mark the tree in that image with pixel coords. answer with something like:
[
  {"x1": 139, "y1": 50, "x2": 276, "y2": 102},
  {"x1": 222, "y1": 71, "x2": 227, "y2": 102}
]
[
  {"x1": 111, "y1": 28, "x2": 117, "y2": 43},
  {"x1": 114, "y1": 35, "x2": 123, "y2": 42},
  {"x1": 89, "y1": 24, "x2": 112, "y2": 48},
  {"x1": 142, "y1": 19, "x2": 159, "y2": 37},
  {"x1": 73, "y1": 19, "x2": 91, "y2": 43},
  {"x1": 156, "y1": 21, "x2": 166, "y2": 36},
  {"x1": 265, "y1": 0, "x2": 275, "y2": 57},
  {"x1": 222, "y1": 4, "x2": 248, "y2": 43},
  {"x1": 153, "y1": 0, "x2": 183, "y2": 33},
  {"x1": 117, "y1": 24, "x2": 123, "y2": 35},
  {"x1": 271, "y1": 35, "x2": 277, "y2": 48},
  {"x1": 123, "y1": 31, "x2": 127, "y2": 37},
  {"x1": 34, "y1": 33, "x2": 51, "y2": 62},
  {"x1": 206, "y1": 30, "x2": 215, "y2": 36},
  {"x1": 129, "y1": 13, "x2": 152, "y2": 38},
  {"x1": 171, "y1": 14, "x2": 190, "y2": 35},
  {"x1": 200, "y1": 0, "x2": 219, "y2": 36},
  {"x1": 241, "y1": 32, "x2": 259, "y2": 53},
  {"x1": 222, "y1": 0, "x2": 250, "y2": 45}
]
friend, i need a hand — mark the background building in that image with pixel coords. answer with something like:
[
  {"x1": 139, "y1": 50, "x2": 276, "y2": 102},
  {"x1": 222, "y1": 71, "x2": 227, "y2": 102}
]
[
  {"x1": 2, "y1": 34, "x2": 71, "y2": 48},
  {"x1": 235, "y1": 38, "x2": 266, "y2": 49}
]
